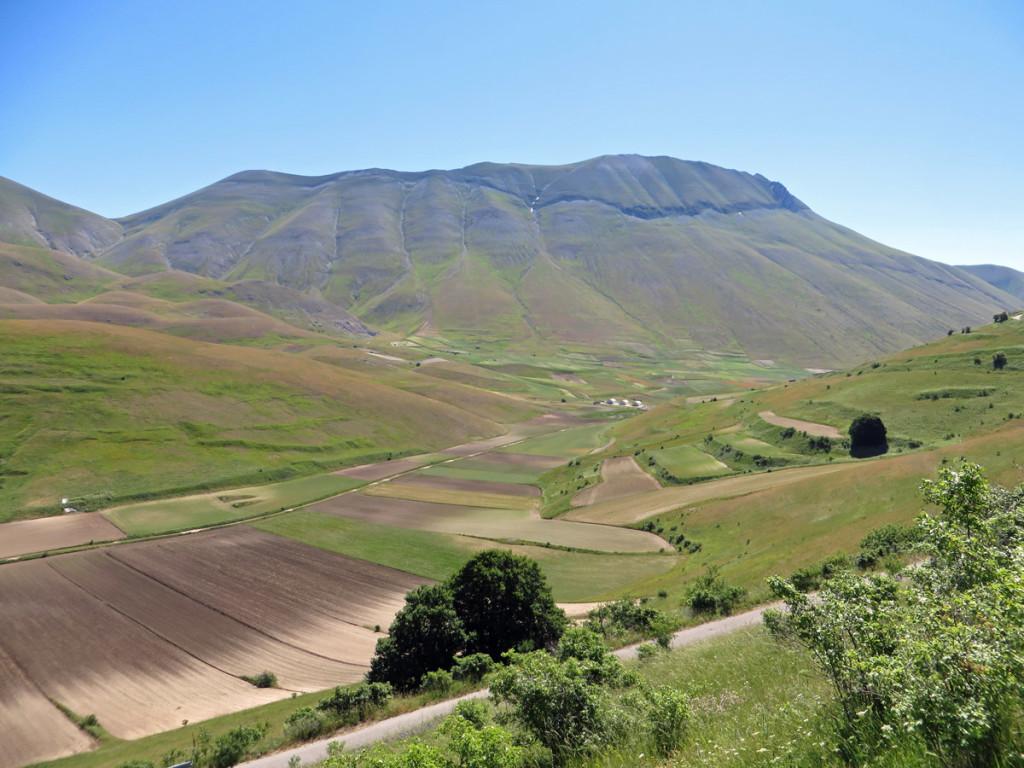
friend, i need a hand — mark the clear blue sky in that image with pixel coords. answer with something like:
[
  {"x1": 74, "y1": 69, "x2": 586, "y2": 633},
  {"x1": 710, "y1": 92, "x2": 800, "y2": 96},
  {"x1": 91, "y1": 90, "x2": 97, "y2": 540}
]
[{"x1": 2, "y1": 0, "x2": 1022, "y2": 269}]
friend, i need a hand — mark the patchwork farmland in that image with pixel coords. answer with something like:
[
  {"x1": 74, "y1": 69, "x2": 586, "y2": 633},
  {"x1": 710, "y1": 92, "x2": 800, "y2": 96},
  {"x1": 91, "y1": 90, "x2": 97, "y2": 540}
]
[{"x1": 0, "y1": 528, "x2": 427, "y2": 767}]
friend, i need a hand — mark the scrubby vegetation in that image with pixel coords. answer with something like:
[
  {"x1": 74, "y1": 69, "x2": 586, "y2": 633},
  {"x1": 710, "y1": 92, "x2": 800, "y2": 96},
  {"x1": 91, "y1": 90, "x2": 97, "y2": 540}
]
[{"x1": 766, "y1": 462, "x2": 1024, "y2": 767}]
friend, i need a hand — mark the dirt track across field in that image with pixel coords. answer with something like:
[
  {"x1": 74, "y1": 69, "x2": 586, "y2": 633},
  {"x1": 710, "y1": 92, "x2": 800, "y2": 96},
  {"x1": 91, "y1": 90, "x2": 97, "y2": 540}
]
[
  {"x1": 239, "y1": 604, "x2": 779, "y2": 768},
  {"x1": 759, "y1": 411, "x2": 842, "y2": 438}
]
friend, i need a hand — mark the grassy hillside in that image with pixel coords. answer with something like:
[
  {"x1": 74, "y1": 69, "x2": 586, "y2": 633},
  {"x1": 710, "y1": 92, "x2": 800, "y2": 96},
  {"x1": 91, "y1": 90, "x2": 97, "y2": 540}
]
[
  {"x1": 0, "y1": 320, "x2": 538, "y2": 521},
  {"x1": 532, "y1": 316, "x2": 1024, "y2": 600}
]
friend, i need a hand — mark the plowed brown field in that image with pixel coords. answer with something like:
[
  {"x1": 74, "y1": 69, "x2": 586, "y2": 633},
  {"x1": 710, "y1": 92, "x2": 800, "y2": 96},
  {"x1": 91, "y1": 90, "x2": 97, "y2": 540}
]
[
  {"x1": 0, "y1": 512, "x2": 125, "y2": 559},
  {"x1": 335, "y1": 455, "x2": 439, "y2": 481},
  {"x1": 472, "y1": 451, "x2": 565, "y2": 469},
  {"x1": 0, "y1": 643, "x2": 95, "y2": 768},
  {"x1": 394, "y1": 474, "x2": 540, "y2": 497},
  {"x1": 0, "y1": 527, "x2": 428, "y2": 762},
  {"x1": 572, "y1": 456, "x2": 661, "y2": 506}
]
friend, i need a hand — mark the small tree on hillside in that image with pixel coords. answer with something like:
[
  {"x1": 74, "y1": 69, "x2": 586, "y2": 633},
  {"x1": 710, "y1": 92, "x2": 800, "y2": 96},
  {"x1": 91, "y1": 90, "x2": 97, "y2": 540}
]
[
  {"x1": 993, "y1": 351, "x2": 1008, "y2": 370},
  {"x1": 849, "y1": 414, "x2": 887, "y2": 458}
]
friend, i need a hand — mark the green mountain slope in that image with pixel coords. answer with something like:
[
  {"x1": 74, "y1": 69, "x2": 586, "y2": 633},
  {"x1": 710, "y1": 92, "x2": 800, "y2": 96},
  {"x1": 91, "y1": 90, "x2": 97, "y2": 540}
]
[
  {"x1": 958, "y1": 263, "x2": 1024, "y2": 304},
  {"x1": 0, "y1": 176, "x2": 122, "y2": 256},
  {"x1": 1, "y1": 157, "x2": 1015, "y2": 367}
]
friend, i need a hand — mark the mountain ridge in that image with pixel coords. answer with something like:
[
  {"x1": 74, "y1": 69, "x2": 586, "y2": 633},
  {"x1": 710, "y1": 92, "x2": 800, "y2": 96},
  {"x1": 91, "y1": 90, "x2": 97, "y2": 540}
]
[{"x1": 0, "y1": 155, "x2": 1016, "y2": 367}]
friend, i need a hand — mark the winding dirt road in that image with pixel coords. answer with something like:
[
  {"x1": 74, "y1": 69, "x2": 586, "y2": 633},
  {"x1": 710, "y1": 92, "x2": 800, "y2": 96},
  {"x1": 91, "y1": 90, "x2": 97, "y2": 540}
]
[{"x1": 239, "y1": 604, "x2": 777, "y2": 768}]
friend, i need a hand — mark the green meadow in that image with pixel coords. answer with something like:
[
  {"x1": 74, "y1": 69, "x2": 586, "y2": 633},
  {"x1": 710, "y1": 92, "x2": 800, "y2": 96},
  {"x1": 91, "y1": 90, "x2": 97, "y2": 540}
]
[
  {"x1": 255, "y1": 510, "x2": 678, "y2": 602},
  {"x1": 104, "y1": 474, "x2": 365, "y2": 536}
]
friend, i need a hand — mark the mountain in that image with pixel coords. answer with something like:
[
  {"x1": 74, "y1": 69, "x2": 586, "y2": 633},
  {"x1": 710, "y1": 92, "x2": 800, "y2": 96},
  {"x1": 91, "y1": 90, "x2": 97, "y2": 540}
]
[
  {"x1": 957, "y1": 263, "x2": 1024, "y2": 305},
  {"x1": 0, "y1": 176, "x2": 122, "y2": 256},
  {"x1": 1, "y1": 156, "x2": 1015, "y2": 367}
]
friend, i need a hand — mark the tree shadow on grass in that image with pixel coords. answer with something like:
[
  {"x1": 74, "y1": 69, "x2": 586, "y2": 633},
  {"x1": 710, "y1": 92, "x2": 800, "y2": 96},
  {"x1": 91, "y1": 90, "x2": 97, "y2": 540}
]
[{"x1": 850, "y1": 442, "x2": 889, "y2": 459}]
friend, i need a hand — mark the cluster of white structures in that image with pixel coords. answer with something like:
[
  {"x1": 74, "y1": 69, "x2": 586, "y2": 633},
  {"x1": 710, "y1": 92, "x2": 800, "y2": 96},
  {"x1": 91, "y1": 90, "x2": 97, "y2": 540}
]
[{"x1": 602, "y1": 397, "x2": 647, "y2": 409}]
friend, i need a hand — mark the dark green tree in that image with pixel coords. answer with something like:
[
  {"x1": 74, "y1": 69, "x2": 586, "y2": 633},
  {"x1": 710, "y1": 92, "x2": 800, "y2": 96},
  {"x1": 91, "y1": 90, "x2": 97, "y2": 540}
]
[
  {"x1": 450, "y1": 549, "x2": 567, "y2": 660},
  {"x1": 849, "y1": 414, "x2": 887, "y2": 458},
  {"x1": 993, "y1": 351, "x2": 1008, "y2": 370},
  {"x1": 367, "y1": 584, "x2": 467, "y2": 691}
]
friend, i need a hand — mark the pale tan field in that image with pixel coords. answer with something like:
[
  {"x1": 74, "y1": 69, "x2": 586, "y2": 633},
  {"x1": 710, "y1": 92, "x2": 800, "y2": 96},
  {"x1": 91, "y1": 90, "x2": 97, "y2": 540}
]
[
  {"x1": 471, "y1": 451, "x2": 566, "y2": 469},
  {"x1": 310, "y1": 493, "x2": 671, "y2": 552},
  {"x1": 571, "y1": 456, "x2": 661, "y2": 506},
  {"x1": 758, "y1": 410, "x2": 842, "y2": 438},
  {"x1": 394, "y1": 473, "x2": 541, "y2": 497},
  {"x1": 0, "y1": 512, "x2": 125, "y2": 559}
]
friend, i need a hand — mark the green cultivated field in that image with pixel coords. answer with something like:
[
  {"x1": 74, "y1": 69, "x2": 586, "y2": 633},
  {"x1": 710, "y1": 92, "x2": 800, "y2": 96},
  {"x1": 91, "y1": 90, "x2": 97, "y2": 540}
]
[
  {"x1": 648, "y1": 444, "x2": 730, "y2": 478},
  {"x1": 256, "y1": 510, "x2": 677, "y2": 601},
  {"x1": 499, "y1": 421, "x2": 614, "y2": 457},
  {"x1": 417, "y1": 464, "x2": 542, "y2": 485},
  {"x1": 104, "y1": 473, "x2": 365, "y2": 536}
]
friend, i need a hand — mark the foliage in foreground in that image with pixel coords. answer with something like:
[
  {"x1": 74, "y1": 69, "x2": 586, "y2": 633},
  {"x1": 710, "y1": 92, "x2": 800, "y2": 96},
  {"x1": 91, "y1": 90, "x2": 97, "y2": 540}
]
[
  {"x1": 766, "y1": 462, "x2": 1024, "y2": 767},
  {"x1": 333, "y1": 628, "x2": 690, "y2": 768}
]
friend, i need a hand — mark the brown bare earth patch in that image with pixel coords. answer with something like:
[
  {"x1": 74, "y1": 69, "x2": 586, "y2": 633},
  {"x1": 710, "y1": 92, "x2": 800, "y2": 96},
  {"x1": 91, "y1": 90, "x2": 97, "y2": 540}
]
[
  {"x1": 551, "y1": 372, "x2": 585, "y2": 383},
  {"x1": 0, "y1": 556, "x2": 283, "y2": 741},
  {"x1": 311, "y1": 492, "x2": 670, "y2": 552},
  {"x1": 759, "y1": 410, "x2": 842, "y2": 438},
  {"x1": 310, "y1": 493, "x2": 472, "y2": 527},
  {"x1": 474, "y1": 451, "x2": 566, "y2": 469},
  {"x1": 394, "y1": 474, "x2": 540, "y2": 497},
  {"x1": 0, "y1": 512, "x2": 126, "y2": 559},
  {"x1": 335, "y1": 454, "x2": 440, "y2": 481},
  {"x1": 566, "y1": 464, "x2": 848, "y2": 526},
  {"x1": 440, "y1": 434, "x2": 527, "y2": 456},
  {"x1": 572, "y1": 456, "x2": 661, "y2": 506},
  {"x1": 0, "y1": 527, "x2": 426, "y2": 749},
  {"x1": 0, "y1": 643, "x2": 95, "y2": 768}
]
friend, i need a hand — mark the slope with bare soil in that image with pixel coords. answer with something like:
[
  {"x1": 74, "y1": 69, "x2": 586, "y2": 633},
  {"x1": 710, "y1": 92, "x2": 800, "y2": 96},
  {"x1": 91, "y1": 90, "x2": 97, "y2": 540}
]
[{"x1": 571, "y1": 456, "x2": 661, "y2": 506}]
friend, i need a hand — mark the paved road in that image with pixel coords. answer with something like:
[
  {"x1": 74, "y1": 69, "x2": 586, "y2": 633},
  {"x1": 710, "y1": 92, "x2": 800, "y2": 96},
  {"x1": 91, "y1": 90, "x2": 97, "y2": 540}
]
[{"x1": 239, "y1": 603, "x2": 777, "y2": 768}]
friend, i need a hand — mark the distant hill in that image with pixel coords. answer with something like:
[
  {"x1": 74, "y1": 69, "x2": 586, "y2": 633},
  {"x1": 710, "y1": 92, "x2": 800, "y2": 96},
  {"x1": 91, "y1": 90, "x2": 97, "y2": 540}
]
[
  {"x1": 1, "y1": 157, "x2": 1015, "y2": 367},
  {"x1": 957, "y1": 263, "x2": 1024, "y2": 305}
]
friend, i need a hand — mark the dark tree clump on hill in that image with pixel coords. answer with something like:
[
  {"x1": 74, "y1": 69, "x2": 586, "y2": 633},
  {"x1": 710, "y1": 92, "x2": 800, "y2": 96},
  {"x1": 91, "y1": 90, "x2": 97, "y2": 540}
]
[
  {"x1": 368, "y1": 550, "x2": 567, "y2": 690},
  {"x1": 994, "y1": 352, "x2": 1008, "y2": 370},
  {"x1": 849, "y1": 414, "x2": 888, "y2": 458}
]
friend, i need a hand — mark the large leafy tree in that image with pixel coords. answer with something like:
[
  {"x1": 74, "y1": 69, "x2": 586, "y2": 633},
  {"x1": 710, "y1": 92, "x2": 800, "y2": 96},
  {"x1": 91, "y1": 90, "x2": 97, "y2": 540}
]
[
  {"x1": 451, "y1": 549, "x2": 567, "y2": 660},
  {"x1": 369, "y1": 550, "x2": 567, "y2": 690},
  {"x1": 368, "y1": 584, "x2": 467, "y2": 691}
]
